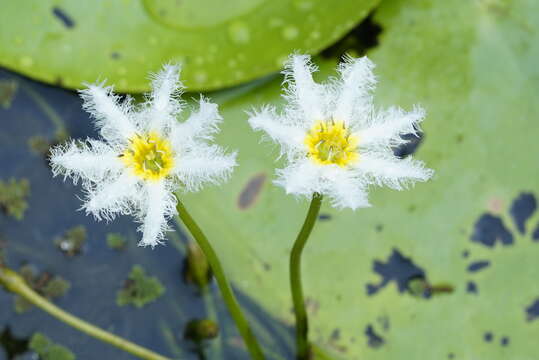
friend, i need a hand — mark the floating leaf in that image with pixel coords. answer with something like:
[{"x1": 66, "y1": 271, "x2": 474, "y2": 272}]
[
  {"x1": 54, "y1": 225, "x2": 87, "y2": 256},
  {"x1": 116, "y1": 265, "x2": 165, "y2": 308},
  {"x1": 0, "y1": 178, "x2": 30, "y2": 221},
  {"x1": 175, "y1": 0, "x2": 539, "y2": 357},
  {"x1": 14, "y1": 265, "x2": 70, "y2": 314},
  {"x1": 106, "y1": 233, "x2": 127, "y2": 251},
  {"x1": 29, "y1": 333, "x2": 75, "y2": 360},
  {"x1": 0, "y1": 0, "x2": 378, "y2": 92}
]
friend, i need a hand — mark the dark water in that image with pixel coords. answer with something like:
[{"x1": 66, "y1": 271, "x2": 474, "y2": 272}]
[{"x1": 0, "y1": 69, "x2": 293, "y2": 360}]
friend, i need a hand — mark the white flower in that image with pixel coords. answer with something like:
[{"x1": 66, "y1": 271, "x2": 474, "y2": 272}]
[
  {"x1": 248, "y1": 54, "x2": 433, "y2": 210},
  {"x1": 50, "y1": 65, "x2": 237, "y2": 247}
]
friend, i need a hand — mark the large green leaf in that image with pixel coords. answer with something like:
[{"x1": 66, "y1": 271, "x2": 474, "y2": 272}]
[
  {"x1": 180, "y1": 0, "x2": 539, "y2": 358},
  {"x1": 0, "y1": 0, "x2": 377, "y2": 92}
]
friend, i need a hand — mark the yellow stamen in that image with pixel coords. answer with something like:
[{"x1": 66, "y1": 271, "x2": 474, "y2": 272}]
[
  {"x1": 304, "y1": 120, "x2": 359, "y2": 167},
  {"x1": 121, "y1": 132, "x2": 174, "y2": 181}
]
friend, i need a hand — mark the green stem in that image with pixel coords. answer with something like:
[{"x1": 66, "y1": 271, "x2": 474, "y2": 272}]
[
  {"x1": 0, "y1": 267, "x2": 170, "y2": 360},
  {"x1": 290, "y1": 193, "x2": 323, "y2": 360},
  {"x1": 175, "y1": 197, "x2": 265, "y2": 360}
]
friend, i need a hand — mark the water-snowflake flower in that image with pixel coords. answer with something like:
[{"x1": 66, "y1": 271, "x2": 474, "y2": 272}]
[
  {"x1": 50, "y1": 65, "x2": 237, "y2": 246},
  {"x1": 249, "y1": 54, "x2": 433, "y2": 209}
]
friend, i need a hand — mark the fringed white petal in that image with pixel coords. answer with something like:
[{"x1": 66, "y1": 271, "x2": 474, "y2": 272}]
[
  {"x1": 354, "y1": 153, "x2": 433, "y2": 190},
  {"x1": 323, "y1": 167, "x2": 370, "y2": 210},
  {"x1": 250, "y1": 54, "x2": 433, "y2": 210},
  {"x1": 282, "y1": 54, "x2": 325, "y2": 124},
  {"x1": 248, "y1": 106, "x2": 305, "y2": 156},
  {"x1": 145, "y1": 64, "x2": 184, "y2": 134},
  {"x1": 53, "y1": 66, "x2": 237, "y2": 246},
  {"x1": 79, "y1": 84, "x2": 136, "y2": 143},
  {"x1": 174, "y1": 144, "x2": 237, "y2": 192},
  {"x1": 275, "y1": 159, "x2": 320, "y2": 198},
  {"x1": 139, "y1": 180, "x2": 177, "y2": 247},
  {"x1": 50, "y1": 139, "x2": 122, "y2": 184},
  {"x1": 170, "y1": 96, "x2": 221, "y2": 147},
  {"x1": 276, "y1": 160, "x2": 370, "y2": 210},
  {"x1": 332, "y1": 56, "x2": 376, "y2": 127},
  {"x1": 83, "y1": 172, "x2": 140, "y2": 221},
  {"x1": 360, "y1": 106, "x2": 425, "y2": 148}
]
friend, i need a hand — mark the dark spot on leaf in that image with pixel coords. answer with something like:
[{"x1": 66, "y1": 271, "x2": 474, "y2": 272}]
[
  {"x1": 501, "y1": 336, "x2": 510, "y2": 346},
  {"x1": 330, "y1": 328, "x2": 341, "y2": 341},
  {"x1": 376, "y1": 316, "x2": 390, "y2": 331},
  {"x1": 375, "y1": 224, "x2": 384, "y2": 232},
  {"x1": 525, "y1": 298, "x2": 539, "y2": 321},
  {"x1": 393, "y1": 132, "x2": 424, "y2": 158},
  {"x1": 364, "y1": 324, "x2": 385, "y2": 348},
  {"x1": 466, "y1": 281, "x2": 478, "y2": 294},
  {"x1": 484, "y1": 332, "x2": 493, "y2": 342},
  {"x1": 532, "y1": 223, "x2": 539, "y2": 241},
  {"x1": 318, "y1": 213, "x2": 332, "y2": 221},
  {"x1": 470, "y1": 214, "x2": 513, "y2": 247},
  {"x1": 54, "y1": 77, "x2": 63, "y2": 86},
  {"x1": 509, "y1": 192, "x2": 537, "y2": 234},
  {"x1": 262, "y1": 262, "x2": 271, "y2": 271},
  {"x1": 366, "y1": 248, "x2": 425, "y2": 296},
  {"x1": 238, "y1": 173, "x2": 266, "y2": 210},
  {"x1": 467, "y1": 260, "x2": 490, "y2": 273},
  {"x1": 111, "y1": 52, "x2": 121, "y2": 60},
  {"x1": 321, "y1": 13, "x2": 383, "y2": 59},
  {"x1": 455, "y1": 133, "x2": 464, "y2": 143},
  {"x1": 448, "y1": 353, "x2": 455, "y2": 359},
  {"x1": 52, "y1": 7, "x2": 75, "y2": 28},
  {"x1": 462, "y1": 250, "x2": 470, "y2": 258}
]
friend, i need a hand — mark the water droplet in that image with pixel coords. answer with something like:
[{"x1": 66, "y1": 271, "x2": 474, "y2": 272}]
[
  {"x1": 194, "y1": 57, "x2": 205, "y2": 65},
  {"x1": 282, "y1": 26, "x2": 299, "y2": 40},
  {"x1": 310, "y1": 31, "x2": 320, "y2": 40},
  {"x1": 148, "y1": 36, "x2": 158, "y2": 45},
  {"x1": 269, "y1": 17, "x2": 284, "y2": 28},
  {"x1": 294, "y1": 0, "x2": 313, "y2": 11},
  {"x1": 228, "y1": 22, "x2": 250, "y2": 44},
  {"x1": 117, "y1": 67, "x2": 127, "y2": 75},
  {"x1": 227, "y1": 59, "x2": 237, "y2": 68},
  {"x1": 194, "y1": 71, "x2": 207, "y2": 84},
  {"x1": 235, "y1": 70, "x2": 245, "y2": 79},
  {"x1": 20, "y1": 56, "x2": 33, "y2": 67},
  {"x1": 209, "y1": 45, "x2": 218, "y2": 54}
]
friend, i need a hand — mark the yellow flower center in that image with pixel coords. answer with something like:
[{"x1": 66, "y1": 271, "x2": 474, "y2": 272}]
[
  {"x1": 304, "y1": 120, "x2": 359, "y2": 167},
  {"x1": 121, "y1": 132, "x2": 175, "y2": 181}
]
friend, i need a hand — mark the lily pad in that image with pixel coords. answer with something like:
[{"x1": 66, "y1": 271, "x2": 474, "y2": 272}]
[
  {"x1": 177, "y1": 0, "x2": 539, "y2": 358},
  {"x1": 0, "y1": 0, "x2": 378, "y2": 92}
]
